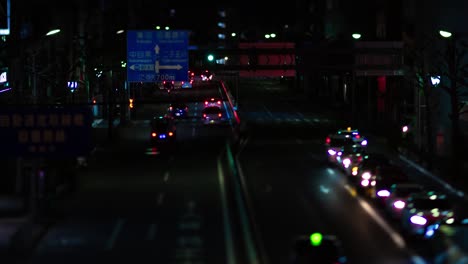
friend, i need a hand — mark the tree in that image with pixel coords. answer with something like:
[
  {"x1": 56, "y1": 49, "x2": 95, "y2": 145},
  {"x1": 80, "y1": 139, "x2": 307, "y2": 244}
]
[
  {"x1": 434, "y1": 34, "x2": 468, "y2": 183},
  {"x1": 403, "y1": 35, "x2": 438, "y2": 167}
]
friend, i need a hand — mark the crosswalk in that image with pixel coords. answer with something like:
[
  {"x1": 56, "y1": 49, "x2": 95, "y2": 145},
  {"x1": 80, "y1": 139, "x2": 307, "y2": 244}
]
[{"x1": 241, "y1": 112, "x2": 335, "y2": 126}]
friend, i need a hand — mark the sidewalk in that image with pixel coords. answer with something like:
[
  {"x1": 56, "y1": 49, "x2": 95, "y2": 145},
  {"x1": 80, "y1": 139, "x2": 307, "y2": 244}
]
[
  {"x1": 363, "y1": 132, "x2": 466, "y2": 199},
  {"x1": 0, "y1": 196, "x2": 51, "y2": 260}
]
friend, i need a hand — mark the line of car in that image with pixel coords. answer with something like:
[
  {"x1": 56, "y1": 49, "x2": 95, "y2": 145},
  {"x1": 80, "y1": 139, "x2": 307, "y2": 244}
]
[
  {"x1": 325, "y1": 127, "x2": 468, "y2": 245},
  {"x1": 149, "y1": 97, "x2": 226, "y2": 147}
]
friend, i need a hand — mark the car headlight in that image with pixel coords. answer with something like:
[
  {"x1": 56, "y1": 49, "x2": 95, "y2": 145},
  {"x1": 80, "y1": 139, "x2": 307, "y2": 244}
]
[{"x1": 361, "y1": 172, "x2": 371, "y2": 180}]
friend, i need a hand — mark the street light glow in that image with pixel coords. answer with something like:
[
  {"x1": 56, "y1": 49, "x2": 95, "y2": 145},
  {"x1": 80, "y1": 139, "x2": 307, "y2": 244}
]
[
  {"x1": 439, "y1": 30, "x2": 452, "y2": 38},
  {"x1": 116, "y1": 29, "x2": 125, "y2": 34},
  {"x1": 352, "y1": 33, "x2": 361, "y2": 40},
  {"x1": 46, "y1": 29, "x2": 61, "y2": 36}
]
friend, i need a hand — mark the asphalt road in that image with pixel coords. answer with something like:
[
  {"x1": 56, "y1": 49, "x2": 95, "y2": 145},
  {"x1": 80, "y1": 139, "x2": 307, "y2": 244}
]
[
  {"x1": 20, "y1": 83, "x2": 234, "y2": 264},
  {"x1": 13, "y1": 78, "x2": 445, "y2": 264}
]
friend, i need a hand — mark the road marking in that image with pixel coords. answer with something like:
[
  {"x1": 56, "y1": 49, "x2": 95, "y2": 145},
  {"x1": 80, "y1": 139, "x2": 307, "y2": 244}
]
[
  {"x1": 410, "y1": 255, "x2": 428, "y2": 264},
  {"x1": 354, "y1": 195, "x2": 406, "y2": 249},
  {"x1": 106, "y1": 218, "x2": 125, "y2": 250},
  {"x1": 163, "y1": 171, "x2": 170, "y2": 182},
  {"x1": 262, "y1": 105, "x2": 274, "y2": 118},
  {"x1": 343, "y1": 184, "x2": 410, "y2": 250},
  {"x1": 157, "y1": 193, "x2": 165, "y2": 206},
  {"x1": 344, "y1": 184, "x2": 357, "y2": 197},
  {"x1": 217, "y1": 156, "x2": 237, "y2": 264},
  {"x1": 147, "y1": 223, "x2": 157, "y2": 241}
]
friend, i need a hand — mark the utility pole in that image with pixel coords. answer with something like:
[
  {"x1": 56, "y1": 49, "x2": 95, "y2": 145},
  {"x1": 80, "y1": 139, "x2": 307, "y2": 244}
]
[{"x1": 107, "y1": 70, "x2": 113, "y2": 139}]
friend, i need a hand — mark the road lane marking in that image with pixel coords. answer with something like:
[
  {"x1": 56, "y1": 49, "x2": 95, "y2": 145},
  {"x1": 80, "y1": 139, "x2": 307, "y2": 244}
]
[
  {"x1": 343, "y1": 184, "x2": 413, "y2": 252},
  {"x1": 147, "y1": 223, "x2": 157, "y2": 241},
  {"x1": 106, "y1": 218, "x2": 125, "y2": 250},
  {"x1": 216, "y1": 156, "x2": 237, "y2": 264},
  {"x1": 157, "y1": 193, "x2": 165, "y2": 206},
  {"x1": 353, "y1": 195, "x2": 406, "y2": 249},
  {"x1": 163, "y1": 171, "x2": 170, "y2": 182},
  {"x1": 262, "y1": 105, "x2": 274, "y2": 118}
]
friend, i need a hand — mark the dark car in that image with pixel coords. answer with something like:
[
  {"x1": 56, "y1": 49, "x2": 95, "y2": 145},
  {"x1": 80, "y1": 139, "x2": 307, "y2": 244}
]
[
  {"x1": 150, "y1": 116, "x2": 176, "y2": 146},
  {"x1": 292, "y1": 233, "x2": 347, "y2": 264},
  {"x1": 371, "y1": 164, "x2": 410, "y2": 203},
  {"x1": 168, "y1": 102, "x2": 189, "y2": 118},
  {"x1": 356, "y1": 153, "x2": 391, "y2": 191}
]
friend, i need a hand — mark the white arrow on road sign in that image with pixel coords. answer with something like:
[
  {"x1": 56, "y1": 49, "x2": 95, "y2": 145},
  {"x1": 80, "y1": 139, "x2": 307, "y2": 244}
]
[
  {"x1": 154, "y1": 61, "x2": 183, "y2": 73},
  {"x1": 129, "y1": 64, "x2": 154, "y2": 71}
]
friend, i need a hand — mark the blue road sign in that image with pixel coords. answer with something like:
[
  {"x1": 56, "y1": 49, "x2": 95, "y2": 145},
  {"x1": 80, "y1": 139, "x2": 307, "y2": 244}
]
[
  {"x1": 0, "y1": 106, "x2": 94, "y2": 157},
  {"x1": 127, "y1": 30, "x2": 189, "y2": 83}
]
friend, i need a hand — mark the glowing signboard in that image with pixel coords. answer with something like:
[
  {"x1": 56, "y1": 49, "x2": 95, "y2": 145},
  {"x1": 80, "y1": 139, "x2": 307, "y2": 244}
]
[{"x1": 0, "y1": 106, "x2": 93, "y2": 157}]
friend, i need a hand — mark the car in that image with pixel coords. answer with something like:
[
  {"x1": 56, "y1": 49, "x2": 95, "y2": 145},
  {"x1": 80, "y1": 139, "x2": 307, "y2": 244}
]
[
  {"x1": 384, "y1": 183, "x2": 426, "y2": 220},
  {"x1": 180, "y1": 79, "x2": 193, "y2": 88},
  {"x1": 292, "y1": 233, "x2": 347, "y2": 263},
  {"x1": 150, "y1": 116, "x2": 177, "y2": 146},
  {"x1": 356, "y1": 153, "x2": 391, "y2": 192},
  {"x1": 204, "y1": 97, "x2": 223, "y2": 108},
  {"x1": 335, "y1": 144, "x2": 367, "y2": 176},
  {"x1": 334, "y1": 127, "x2": 368, "y2": 146},
  {"x1": 202, "y1": 106, "x2": 224, "y2": 124},
  {"x1": 161, "y1": 80, "x2": 175, "y2": 91},
  {"x1": 168, "y1": 102, "x2": 189, "y2": 118},
  {"x1": 325, "y1": 134, "x2": 355, "y2": 164},
  {"x1": 370, "y1": 164, "x2": 410, "y2": 203},
  {"x1": 189, "y1": 69, "x2": 214, "y2": 82},
  {"x1": 400, "y1": 191, "x2": 454, "y2": 238}
]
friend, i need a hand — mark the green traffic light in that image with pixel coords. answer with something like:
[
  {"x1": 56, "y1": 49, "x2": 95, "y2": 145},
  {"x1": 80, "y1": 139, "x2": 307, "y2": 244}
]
[
  {"x1": 207, "y1": 54, "x2": 214, "y2": 62},
  {"x1": 310, "y1": 232, "x2": 323, "y2": 246}
]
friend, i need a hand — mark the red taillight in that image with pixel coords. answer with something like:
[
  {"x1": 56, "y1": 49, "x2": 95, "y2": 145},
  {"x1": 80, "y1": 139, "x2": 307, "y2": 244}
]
[
  {"x1": 151, "y1": 132, "x2": 157, "y2": 137},
  {"x1": 203, "y1": 114, "x2": 206, "y2": 118},
  {"x1": 163, "y1": 81, "x2": 166, "y2": 84},
  {"x1": 355, "y1": 135, "x2": 361, "y2": 139},
  {"x1": 217, "y1": 101, "x2": 221, "y2": 104},
  {"x1": 358, "y1": 156, "x2": 363, "y2": 162},
  {"x1": 204, "y1": 101, "x2": 208, "y2": 105},
  {"x1": 218, "y1": 113, "x2": 222, "y2": 117},
  {"x1": 169, "y1": 107, "x2": 173, "y2": 111},
  {"x1": 326, "y1": 137, "x2": 331, "y2": 144}
]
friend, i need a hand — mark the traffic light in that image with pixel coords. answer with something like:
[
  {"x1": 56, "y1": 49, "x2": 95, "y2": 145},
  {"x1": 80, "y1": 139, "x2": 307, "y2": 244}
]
[
  {"x1": 129, "y1": 98, "x2": 134, "y2": 109},
  {"x1": 309, "y1": 232, "x2": 323, "y2": 246},
  {"x1": 207, "y1": 54, "x2": 214, "y2": 62}
]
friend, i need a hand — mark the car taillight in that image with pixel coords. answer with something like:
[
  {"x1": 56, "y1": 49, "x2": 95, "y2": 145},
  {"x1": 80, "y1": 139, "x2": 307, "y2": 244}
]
[
  {"x1": 168, "y1": 132, "x2": 174, "y2": 136},
  {"x1": 358, "y1": 156, "x2": 363, "y2": 162},
  {"x1": 169, "y1": 107, "x2": 172, "y2": 111},
  {"x1": 217, "y1": 101, "x2": 221, "y2": 104},
  {"x1": 151, "y1": 132, "x2": 157, "y2": 137},
  {"x1": 203, "y1": 114, "x2": 206, "y2": 118},
  {"x1": 205, "y1": 101, "x2": 208, "y2": 105},
  {"x1": 326, "y1": 137, "x2": 331, "y2": 144},
  {"x1": 355, "y1": 134, "x2": 360, "y2": 139},
  {"x1": 218, "y1": 113, "x2": 222, "y2": 117}
]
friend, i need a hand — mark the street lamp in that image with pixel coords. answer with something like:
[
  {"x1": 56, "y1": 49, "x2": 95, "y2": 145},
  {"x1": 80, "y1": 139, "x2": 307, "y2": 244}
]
[
  {"x1": 439, "y1": 30, "x2": 452, "y2": 38},
  {"x1": 352, "y1": 33, "x2": 361, "y2": 40},
  {"x1": 45, "y1": 28, "x2": 61, "y2": 36}
]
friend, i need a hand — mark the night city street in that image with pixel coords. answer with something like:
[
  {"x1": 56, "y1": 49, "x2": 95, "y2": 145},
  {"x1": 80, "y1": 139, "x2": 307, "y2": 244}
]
[{"x1": 1, "y1": 1, "x2": 468, "y2": 264}]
